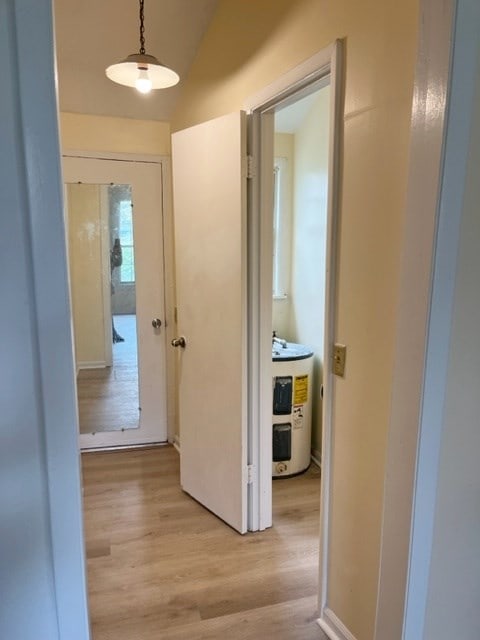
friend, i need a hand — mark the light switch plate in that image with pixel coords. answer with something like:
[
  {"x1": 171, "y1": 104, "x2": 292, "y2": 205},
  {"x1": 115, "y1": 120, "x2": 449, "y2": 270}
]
[{"x1": 333, "y1": 343, "x2": 346, "y2": 377}]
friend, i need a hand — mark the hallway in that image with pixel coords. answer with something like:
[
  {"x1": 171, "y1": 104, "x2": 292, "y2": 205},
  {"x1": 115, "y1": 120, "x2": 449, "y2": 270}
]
[{"x1": 82, "y1": 446, "x2": 326, "y2": 639}]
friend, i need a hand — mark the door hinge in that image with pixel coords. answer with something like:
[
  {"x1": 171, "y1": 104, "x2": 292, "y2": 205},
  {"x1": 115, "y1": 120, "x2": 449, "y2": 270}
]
[
  {"x1": 247, "y1": 464, "x2": 255, "y2": 484},
  {"x1": 247, "y1": 154, "x2": 255, "y2": 179}
]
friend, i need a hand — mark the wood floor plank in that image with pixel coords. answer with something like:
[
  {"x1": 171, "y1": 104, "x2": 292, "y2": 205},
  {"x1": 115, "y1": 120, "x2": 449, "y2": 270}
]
[
  {"x1": 91, "y1": 596, "x2": 327, "y2": 640},
  {"x1": 82, "y1": 446, "x2": 324, "y2": 639}
]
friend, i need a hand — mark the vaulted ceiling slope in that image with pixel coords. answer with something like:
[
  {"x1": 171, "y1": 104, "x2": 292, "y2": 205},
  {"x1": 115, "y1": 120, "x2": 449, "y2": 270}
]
[{"x1": 54, "y1": 0, "x2": 219, "y2": 121}]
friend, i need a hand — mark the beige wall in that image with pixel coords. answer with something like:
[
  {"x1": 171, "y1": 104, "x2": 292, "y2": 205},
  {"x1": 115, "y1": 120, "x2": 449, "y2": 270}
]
[
  {"x1": 289, "y1": 87, "x2": 330, "y2": 456},
  {"x1": 171, "y1": 1, "x2": 418, "y2": 638},
  {"x1": 67, "y1": 183, "x2": 107, "y2": 366},
  {"x1": 274, "y1": 132, "x2": 295, "y2": 160},
  {"x1": 60, "y1": 112, "x2": 171, "y2": 155},
  {"x1": 272, "y1": 132, "x2": 294, "y2": 338}
]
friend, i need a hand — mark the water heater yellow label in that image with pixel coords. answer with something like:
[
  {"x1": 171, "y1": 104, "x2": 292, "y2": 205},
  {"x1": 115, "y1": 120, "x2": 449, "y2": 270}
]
[{"x1": 294, "y1": 374, "x2": 308, "y2": 404}]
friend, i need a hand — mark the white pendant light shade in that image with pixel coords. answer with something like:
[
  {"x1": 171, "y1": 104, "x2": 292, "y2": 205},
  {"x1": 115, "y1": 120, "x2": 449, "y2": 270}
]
[
  {"x1": 105, "y1": 0, "x2": 179, "y2": 93},
  {"x1": 106, "y1": 54, "x2": 180, "y2": 90}
]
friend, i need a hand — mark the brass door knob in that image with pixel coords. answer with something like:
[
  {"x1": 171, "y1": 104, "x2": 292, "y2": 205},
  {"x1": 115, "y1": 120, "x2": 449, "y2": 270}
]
[
  {"x1": 152, "y1": 318, "x2": 162, "y2": 329},
  {"x1": 171, "y1": 336, "x2": 186, "y2": 348}
]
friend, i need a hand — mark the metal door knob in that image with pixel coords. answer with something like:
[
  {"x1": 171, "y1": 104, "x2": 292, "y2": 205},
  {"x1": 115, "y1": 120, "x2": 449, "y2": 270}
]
[
  {"x1": 152, "y1": 318, "x2": 162, "y2": 329},
  {"x1": 171, "y1": 336, "x2": 186, "y2": 348}
]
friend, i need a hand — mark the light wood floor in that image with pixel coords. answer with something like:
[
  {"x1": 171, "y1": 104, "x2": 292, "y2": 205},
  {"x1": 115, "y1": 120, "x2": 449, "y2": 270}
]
[
  {"x1": 82, "y1": 446, "x2": 327, "y2": 640},
  {"x1": 77, "y1": 315, "x2": 139, "y2": 434}
]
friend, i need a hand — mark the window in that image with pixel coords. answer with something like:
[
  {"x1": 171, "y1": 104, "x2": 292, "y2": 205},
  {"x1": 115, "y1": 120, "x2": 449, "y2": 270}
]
[{"x1": 119, "y1": 200, "x2": 135, "y2": 283}]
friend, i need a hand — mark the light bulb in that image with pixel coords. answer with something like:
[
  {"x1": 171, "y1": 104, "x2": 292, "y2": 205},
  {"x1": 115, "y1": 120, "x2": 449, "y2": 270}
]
[{"x1": 135, "y1": 68, "x2": 152, "y2": 94}]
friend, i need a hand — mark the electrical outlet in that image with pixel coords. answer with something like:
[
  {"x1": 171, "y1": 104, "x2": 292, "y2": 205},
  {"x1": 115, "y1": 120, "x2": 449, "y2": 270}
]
[{"x1": 333, "y1": 344, "x2": 346, "y2": 377}]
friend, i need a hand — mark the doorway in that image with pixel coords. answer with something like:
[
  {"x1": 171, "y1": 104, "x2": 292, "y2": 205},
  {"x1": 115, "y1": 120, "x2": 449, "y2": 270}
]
[
  {"x1": 247, "y1": 54, "x2": 340, "y2": 537},
  {"x1": 245, "y1": 49, "x2": 344, "y2": 637},
  {"x1": 63, "y1": 155, "x2": 169, "y2": 448},
  {"x1": 271, "y1": 84, "x2": 330, "y2": 490},
  {"x1": 169, "y1": 46, "x2": 342, "y2": 538}
]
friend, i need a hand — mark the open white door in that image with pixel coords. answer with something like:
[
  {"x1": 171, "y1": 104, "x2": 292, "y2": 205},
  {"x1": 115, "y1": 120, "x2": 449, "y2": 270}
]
[{"x1": 172, "y1": 112, "x2": 248, "y2": 534}]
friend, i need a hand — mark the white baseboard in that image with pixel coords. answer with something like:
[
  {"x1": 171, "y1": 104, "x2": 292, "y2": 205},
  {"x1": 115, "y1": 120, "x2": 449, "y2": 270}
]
[
  {"x1": 81, "y1": 442, "x2": 169, "y2": 453},
  {"x1": 311, "y1": 449, "x2": 322, "y2": 468},
  {"x1": 77, "y1": 360, "x2": 108, "y2": 370},
  {"x1": 317, "y1": 608, "x2": 357, "y2": 640},
  {"x1": 173, "y1": 434, "x2": 180, "y2": 454}
]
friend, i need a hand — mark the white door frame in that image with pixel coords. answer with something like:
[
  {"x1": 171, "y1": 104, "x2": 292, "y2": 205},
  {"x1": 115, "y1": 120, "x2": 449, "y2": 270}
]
[
  {"x1": 63, "y1": 151, "x2": 175, "y2": 448},
  {"x1": 373, "y1": 1, "x2": 458, "y2": 637},
  {"x1": 400, "y1": 1, "x2": 480, "y2": 637},
  {"x1": 244, "y1": 41, "x2": 344, "y2": 575},
  {"x1": 2, "y1": 1, "x2": 90, "y2": 637}
]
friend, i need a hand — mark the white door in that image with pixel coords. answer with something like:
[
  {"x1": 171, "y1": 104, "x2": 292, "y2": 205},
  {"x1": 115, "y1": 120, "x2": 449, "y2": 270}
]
[
  {"x1": 63, "y1": 156, "x2": 168, "y2": 448},
  {"x1": 172, "y1": 112, "x2": 248, "y2": 533}
]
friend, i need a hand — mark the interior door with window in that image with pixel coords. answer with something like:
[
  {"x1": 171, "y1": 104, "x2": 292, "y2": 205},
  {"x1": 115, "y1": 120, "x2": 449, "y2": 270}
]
[
  {"x1": 63, "y1": 156, "x2": 168, "y2": 448},
  {"x1": 172, "y1": 112, "x2": 249, "y2": 533}
]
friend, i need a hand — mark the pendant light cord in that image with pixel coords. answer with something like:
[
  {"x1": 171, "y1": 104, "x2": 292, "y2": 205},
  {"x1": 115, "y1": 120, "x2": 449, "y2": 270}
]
[{"x1": 139, "y1": 0, "x2": 146, "y2": 55}]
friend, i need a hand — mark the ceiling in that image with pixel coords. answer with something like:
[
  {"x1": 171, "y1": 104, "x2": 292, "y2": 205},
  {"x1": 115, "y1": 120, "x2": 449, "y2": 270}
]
[
  {"x1": 274, "y1": 90, "x2": 322, "y2": 134},
  {"x1": 54, "y1": 0, "x2": 219, "y2": 121}
]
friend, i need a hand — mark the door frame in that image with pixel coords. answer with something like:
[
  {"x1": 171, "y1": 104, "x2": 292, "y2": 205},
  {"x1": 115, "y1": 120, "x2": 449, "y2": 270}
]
[
  {"x1": 397, "y1": 1, "x2": 480, "y2": 637},
  {"x1": 244, "y1": 41, "x2": 344, "y2": 601},
  {"x1": 373, "y1": 1, "x2": 458, "y2": 637},
  {"x1": 62, "y1": 151, "x2": 177, "y2": 448}
]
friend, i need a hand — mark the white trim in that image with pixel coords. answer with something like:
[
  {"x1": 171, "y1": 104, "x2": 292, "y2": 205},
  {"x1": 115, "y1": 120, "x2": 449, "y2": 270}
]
[
  {"x1": 318, "y1": 608, "x2": 357, "y2": 640},
  {"x1": 373, "y1": 2, "x2": 456, "y2": 638},
  {"x1": 246, "y1": 46, "x2": 338, "y2": 531},
  {"x1": 246, "y1": 108, "x2": 275, "y2": 532},
  {"x1": 402, "y1": 2, "x2": 480, "y2": 638},
  {"x1": 311, "y1": 451, "x2": 322, "y2": 468},
  {"x1": 77, "y1": 361, "x2": 108, "y2": 370},
  {"x1": 245, "y1": 39, "x2": 344, "y2": 577},
  {"x1": 244, "y1": 46, "x2": 334, "y2": 113},
  {"x1": 318, "y1": 40, "x2": 344, "y2": 617},
  {"x1": 159, "y1": 159, "x2": 178, "y2": 443},
  {"x1": 63, "y1": 149, "x2": 168, "y2": 165},
  {"x1": 81, "y1": 442, "x2": 169, "y2": 454},
  {"x1": 6, "y1": 1, "x2": 90, "y2": 637}
]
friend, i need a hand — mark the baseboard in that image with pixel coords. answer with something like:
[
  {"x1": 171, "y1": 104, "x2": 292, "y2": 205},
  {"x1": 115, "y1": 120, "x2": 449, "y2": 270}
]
[
  {"x1": 81, "y1": 442, "x2": 169, "y2": 454},
  {"x1": 311, "y1": 449, "x2": 322, "y2": 468},
  {"x1": 317, "y1": 608, "x2": 357, "y2": 640},
  {"x1": 173, "y1": 434, "x2": 180, "y2": 454},
  {"x1": 77, "y1": 360, "x2": 108, "y2": 370}
]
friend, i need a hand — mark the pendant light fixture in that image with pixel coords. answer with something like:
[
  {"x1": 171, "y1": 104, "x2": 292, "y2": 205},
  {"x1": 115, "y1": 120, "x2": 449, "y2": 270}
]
[{"x1": 105, "y1": 0, "x2": 179, "y2": 94}]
